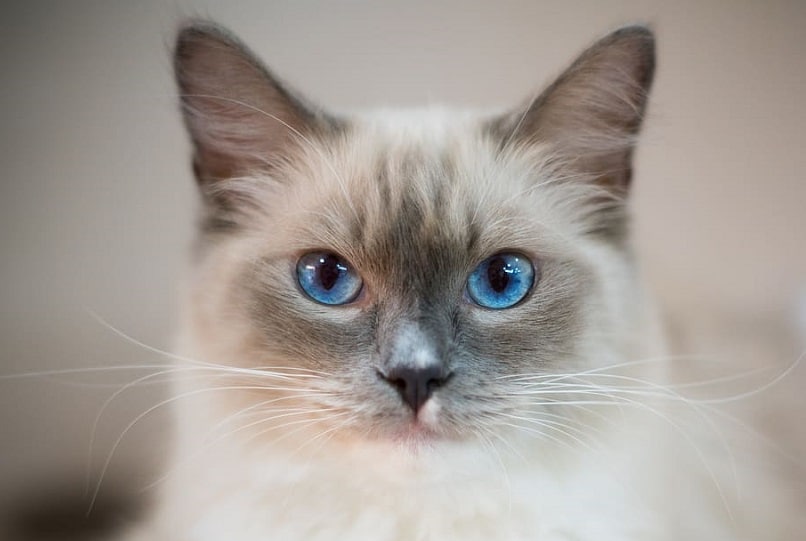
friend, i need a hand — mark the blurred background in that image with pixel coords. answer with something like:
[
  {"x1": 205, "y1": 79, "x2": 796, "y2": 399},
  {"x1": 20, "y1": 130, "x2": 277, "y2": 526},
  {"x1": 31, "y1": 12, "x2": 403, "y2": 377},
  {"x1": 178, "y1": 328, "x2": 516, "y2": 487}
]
[{"x1": 1, "y1": 1, "x2": 804, "y2": 538}]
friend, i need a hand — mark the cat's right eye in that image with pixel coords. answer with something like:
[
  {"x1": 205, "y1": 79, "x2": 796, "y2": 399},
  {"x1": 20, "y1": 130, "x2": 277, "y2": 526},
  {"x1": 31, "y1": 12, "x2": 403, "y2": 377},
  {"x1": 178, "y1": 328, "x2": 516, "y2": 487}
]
[
  {"x1": 466, "y1": 252, "x2": 536, "y2": 309},
  {"x1": 296, "y1": 252, "x2": 363, "y2": 306}
]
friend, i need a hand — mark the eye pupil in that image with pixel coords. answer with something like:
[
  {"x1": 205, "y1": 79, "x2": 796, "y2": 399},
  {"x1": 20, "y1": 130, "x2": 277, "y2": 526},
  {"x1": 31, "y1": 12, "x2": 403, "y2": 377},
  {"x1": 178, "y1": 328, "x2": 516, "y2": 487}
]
[
  {"x1": 487, "y1": 257, "x2": 510, "y2": 293},
  {"x1": 317, "y1": 254, "x2": 341, "y2": 291}
]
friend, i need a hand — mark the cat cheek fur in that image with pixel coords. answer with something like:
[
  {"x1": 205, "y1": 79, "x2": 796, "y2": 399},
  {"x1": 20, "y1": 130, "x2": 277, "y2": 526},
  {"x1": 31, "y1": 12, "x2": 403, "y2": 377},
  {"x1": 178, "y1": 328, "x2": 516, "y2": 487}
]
[{"x1": 124, "y1": 21, "x2": 798, "y2": 541}]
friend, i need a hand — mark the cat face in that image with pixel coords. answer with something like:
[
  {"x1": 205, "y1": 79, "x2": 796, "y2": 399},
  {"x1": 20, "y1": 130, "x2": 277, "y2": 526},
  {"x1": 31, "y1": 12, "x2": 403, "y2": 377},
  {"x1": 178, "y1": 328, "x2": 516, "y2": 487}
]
[{"x1": 174, "y1": 23, "x2": 654, "y2": 450}]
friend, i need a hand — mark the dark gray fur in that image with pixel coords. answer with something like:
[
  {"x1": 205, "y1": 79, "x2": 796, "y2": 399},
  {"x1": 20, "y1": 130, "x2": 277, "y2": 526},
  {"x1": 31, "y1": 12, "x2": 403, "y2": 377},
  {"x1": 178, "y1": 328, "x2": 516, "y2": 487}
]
[{"x1": 239, "y1": 146, "x2": 593, "y2": 437}]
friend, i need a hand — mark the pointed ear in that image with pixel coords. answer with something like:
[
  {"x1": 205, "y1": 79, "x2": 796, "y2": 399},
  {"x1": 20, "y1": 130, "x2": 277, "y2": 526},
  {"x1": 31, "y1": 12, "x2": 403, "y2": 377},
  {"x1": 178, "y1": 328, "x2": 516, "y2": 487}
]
[
  {"x1": 174, "y1": 22, "x2": 338, "y2": 188},
  {"x1": 490, "y1": 26, "x2": 655, "y2": 193}
]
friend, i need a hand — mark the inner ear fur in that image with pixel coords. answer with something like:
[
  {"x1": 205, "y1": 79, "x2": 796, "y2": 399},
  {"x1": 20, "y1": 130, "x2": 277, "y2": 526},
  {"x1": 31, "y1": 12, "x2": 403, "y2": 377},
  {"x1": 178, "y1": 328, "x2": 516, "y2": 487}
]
[
  {"x1": 174, "y1": 21, "x2": 341, "y2": 188},
  {"x1": 488, "y1": 26, "x2": 655, "y2": 193}
]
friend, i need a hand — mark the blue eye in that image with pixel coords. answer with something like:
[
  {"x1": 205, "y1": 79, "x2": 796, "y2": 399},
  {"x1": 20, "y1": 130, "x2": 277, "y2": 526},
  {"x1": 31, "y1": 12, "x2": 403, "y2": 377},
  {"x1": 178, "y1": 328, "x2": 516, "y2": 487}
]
[
  {"x1": 466, "y1": 253, "x2": 535, "y2": 309},
  {"x1": 296, "y1": 252, "x2": 363, "y2": 305}
]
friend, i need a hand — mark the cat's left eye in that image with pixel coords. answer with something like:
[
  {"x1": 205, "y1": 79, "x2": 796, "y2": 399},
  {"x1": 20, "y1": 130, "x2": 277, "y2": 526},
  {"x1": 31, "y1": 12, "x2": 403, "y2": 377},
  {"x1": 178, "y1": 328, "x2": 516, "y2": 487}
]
[
  {"x1": 296, "y1": 252, "x2": 363, "y2": 305},
  {"x1": 466, "y1": 252, "x2": 536, "y2": 309}
]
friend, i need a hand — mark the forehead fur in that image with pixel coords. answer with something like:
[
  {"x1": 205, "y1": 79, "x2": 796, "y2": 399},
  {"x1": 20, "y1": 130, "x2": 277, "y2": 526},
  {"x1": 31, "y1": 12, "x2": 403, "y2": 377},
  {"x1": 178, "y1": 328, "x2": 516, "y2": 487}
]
[{"x1": 221, "y1": 108, "x2": 611, "y2": 270}]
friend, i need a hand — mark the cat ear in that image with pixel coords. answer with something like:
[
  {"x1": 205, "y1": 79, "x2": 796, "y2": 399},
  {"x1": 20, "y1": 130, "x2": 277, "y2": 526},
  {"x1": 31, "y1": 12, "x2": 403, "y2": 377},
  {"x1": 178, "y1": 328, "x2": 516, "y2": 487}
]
[
  {"x1": 490, "y1": 26, "x2": 655, "y2": 192},
  {"x1": 174, "y1": 21, "x2": 337, "y2": 188}
]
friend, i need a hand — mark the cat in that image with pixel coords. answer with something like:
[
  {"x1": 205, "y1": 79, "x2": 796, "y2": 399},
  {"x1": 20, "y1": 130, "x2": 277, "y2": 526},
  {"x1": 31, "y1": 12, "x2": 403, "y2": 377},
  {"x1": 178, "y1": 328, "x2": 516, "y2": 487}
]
[{"x1": 127, "y1": 20, "x2": 802, "y2": 541}]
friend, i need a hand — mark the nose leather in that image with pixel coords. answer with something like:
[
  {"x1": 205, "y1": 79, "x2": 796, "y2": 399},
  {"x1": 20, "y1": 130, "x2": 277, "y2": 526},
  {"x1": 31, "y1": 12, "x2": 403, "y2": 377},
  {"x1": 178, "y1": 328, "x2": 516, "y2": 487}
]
[{"x1": 381, "y1": 364, "x2": 450, "y2": 412}]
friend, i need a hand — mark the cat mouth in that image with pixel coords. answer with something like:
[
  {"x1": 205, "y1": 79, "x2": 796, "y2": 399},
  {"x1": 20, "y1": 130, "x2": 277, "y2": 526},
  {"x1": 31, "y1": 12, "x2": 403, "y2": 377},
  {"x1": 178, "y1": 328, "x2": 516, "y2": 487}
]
[
  {"x1": 388, "y1": 399, "x2": 448, "y2": 445},
  {"x1": 389, "y1": 420, "x2": 443, "y2": 449}
]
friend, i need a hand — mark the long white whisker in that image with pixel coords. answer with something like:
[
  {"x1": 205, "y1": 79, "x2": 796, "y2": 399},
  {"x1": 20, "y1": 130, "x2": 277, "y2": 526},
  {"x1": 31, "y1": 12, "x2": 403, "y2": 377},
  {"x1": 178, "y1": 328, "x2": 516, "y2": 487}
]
[
  {"x1": 696, "y1": 350, "x2": 805, "y2": 405},
  {"x1": 502, "y1": 412, "x2": 603, "y2": 455},
  {"x1": 86, "y1": 310, "x2": 330, "y2": 378},
  {"x1": 142, "y1": 397, "x2": 335, "y2": 492},
  {"x1": 513, "y1": 387, "x2": 735, "y2": 517},
  {"x1": 87, "y1": 383, "x2": 323, "y2": 514}
]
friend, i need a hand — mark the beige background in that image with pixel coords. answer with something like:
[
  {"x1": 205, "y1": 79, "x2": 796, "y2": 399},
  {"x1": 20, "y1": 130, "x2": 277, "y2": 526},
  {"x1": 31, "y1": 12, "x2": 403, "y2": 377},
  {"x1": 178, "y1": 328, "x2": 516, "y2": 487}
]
[{"x1": 1, "y1": 0, "x2": 804, "y2": 536}]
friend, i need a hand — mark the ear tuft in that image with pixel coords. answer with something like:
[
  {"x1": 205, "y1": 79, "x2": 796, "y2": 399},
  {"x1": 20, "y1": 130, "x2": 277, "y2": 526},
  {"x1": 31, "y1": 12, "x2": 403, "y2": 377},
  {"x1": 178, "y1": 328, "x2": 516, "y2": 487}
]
[
  {"x1": 174, "y1": 21, "x2": 335, "y2": 190},
  {"x1": 490, "y1": 25, "x2": 656, "y2": 193}
]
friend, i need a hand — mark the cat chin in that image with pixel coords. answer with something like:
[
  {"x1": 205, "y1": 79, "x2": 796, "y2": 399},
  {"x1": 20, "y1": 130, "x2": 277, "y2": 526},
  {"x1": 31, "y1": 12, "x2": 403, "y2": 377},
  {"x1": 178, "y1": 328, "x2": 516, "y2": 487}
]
[
  {"x1": 374, "y1": 424, "x2": 454, "y2": 456},
  {"x1": 331, "y1": 434, "x2": 503, "y2": 485},
  {"x1": 330, "y1": 424, "x2": 461, "y2": 462}
]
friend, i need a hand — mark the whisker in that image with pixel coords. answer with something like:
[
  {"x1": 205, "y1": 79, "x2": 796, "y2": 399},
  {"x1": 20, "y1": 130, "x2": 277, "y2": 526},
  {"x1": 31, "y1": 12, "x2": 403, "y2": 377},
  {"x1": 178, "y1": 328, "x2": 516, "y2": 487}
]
[
  {"x1": 142, "y1": 400, "x2": 338, "y2": 492},
  {"x1": 496, "y1": 421, "x2": 579, "y2": 455},
  {"x1": 501, "y1": 412, "x2": 603, "y2": 455},
  {"x1": 247, "y1": 411, "x2": 354, "y2": 450},
  {"x1": 695, "y1": 350, "x2": 805, "y2": 405},
  {"x1": 87, "y1": 383, "x2": 325, "y2": 515},
  {"x1": 511, "y1": 388, "x2": 735, "y2": 516},
  {"x1": 207, "y1": 393, "x2": 334, "y2": 436},
  {"x1": 0, "y1": 363, "x2": 175, "y2": 380},
  {"x1": 87, "y1": 310, "x2": 331, "y2": 378},
  {"x1": 475, "y1": 430, "x2": 514, "y2": 517},
  {"x1": 213, "y1": 406, "x2": 343, "y2": 444}
]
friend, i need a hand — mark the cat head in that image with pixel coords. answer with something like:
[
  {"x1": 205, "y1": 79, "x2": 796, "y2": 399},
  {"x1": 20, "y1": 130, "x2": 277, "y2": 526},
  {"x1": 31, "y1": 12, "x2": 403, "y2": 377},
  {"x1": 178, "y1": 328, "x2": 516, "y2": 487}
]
[{"x1": 173, "y1": 22, "x2": 655, "y2": 450}]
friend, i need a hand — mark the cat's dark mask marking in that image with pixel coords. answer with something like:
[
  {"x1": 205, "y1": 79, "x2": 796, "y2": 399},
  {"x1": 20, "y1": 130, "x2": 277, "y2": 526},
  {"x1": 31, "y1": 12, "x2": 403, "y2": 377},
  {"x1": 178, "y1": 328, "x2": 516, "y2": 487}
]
[{"x1": 235, "y1": 140, "x2": 592, "y2": 429}]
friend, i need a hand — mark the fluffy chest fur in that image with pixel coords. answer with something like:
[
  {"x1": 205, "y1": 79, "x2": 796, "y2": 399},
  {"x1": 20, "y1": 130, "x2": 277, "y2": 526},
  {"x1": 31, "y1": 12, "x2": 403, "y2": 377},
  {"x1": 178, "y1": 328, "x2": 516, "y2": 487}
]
[
  {"x1": 141, "y1": 399, "x2": 749, "y2": 541},
  {"x1": 150, "y1": 416, "x2": 668, "y2": 541}
]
